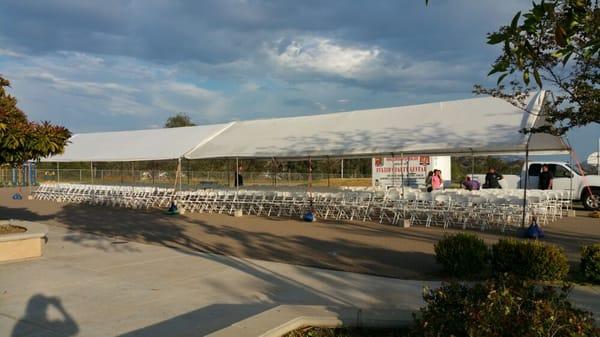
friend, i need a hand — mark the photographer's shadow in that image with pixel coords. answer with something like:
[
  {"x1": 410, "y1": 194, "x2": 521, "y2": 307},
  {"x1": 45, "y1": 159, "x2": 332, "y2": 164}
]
[{"x1": 12, "y1": 294, "x2": 79, "y2": 337}]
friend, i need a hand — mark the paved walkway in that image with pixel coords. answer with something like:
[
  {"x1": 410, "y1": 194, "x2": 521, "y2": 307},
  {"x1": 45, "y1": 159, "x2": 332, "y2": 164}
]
[
  {"x1": 1, "y1": 225, "x2": 600, "y2": 337},
  {"x1": 0, "y1": 226, "x2": 434, "y2": 337},
  {"x1": 2, "y1": 188, "x2": 599, "y2": 280}
]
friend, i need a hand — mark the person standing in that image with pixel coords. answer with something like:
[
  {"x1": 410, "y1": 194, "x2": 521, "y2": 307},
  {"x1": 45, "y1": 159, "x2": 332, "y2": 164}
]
[
  {"x1": 431, "y1": 169, "x2": 443, "y2": 190},
  {"x1": 425, "y1": 171, "x2": 434, "y2": 192},
  {"x1": 538, "y1": 164, "x2": 553, "y2": 190},
  {"x1": 234, "y1": 165, "x2": 244, "y2": 187},
  {"x1": 484, "y1": 167, "x2": 503, "y2": 189}
]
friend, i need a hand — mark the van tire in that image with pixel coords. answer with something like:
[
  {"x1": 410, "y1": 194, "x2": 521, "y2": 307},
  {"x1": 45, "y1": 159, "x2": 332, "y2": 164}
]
[{"x1": 582, "y1": 189, "x2": 600, "y2": 211}]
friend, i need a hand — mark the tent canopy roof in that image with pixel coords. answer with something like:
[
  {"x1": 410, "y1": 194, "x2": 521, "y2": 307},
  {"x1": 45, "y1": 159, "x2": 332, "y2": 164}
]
[
  {"x1": 44, "y1": 122, "x2": 233, "y2": 162},
  {"x1": 186, "y1": 91, "x2": 567, "y2": 159},
  {"x1": 43, "y1": 91, "x2": 568, "y2": 162}
]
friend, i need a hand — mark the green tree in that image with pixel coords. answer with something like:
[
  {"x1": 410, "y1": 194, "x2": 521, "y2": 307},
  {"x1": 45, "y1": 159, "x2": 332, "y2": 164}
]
[
  {"x1": 164, "y1": 113, "x2": 196, "y2": 128},
  {"x1": 475, "y1": 0, "x2": 599, "y2": 135},
  {"x1": 0, "y1": 76, "x2": 70, "y2": 165}
]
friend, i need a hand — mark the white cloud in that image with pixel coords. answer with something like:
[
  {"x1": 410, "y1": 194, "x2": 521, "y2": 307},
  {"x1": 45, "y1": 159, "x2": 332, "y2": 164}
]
[
  {"x1": 162, "y1": 81, "x2": 218, "y2": 99},
  {"x1": 150, "y1": 81, "x2": 228, "y2": 121},
  {"x1": 241, "y1": 81, "x2": 260, "y2": 92},
  {"x1": 16, "y1": 70, "x2": 148, "y2": 117},
  {"x1": 0, "y1": 48, "x2": 24, "y2": 58},
  {"x1": 262, "y1": 36, "x2": 479, "y2": 93},
  {"x1": 268, "y1": 37, "x2": 380, "y2": 77},
  {"x1": 57, "y1": 51, "x2": 105, "y2": 69},
  {"x1": 314, "y1": 101, "x2": 327, "y2": 111},
  {"x1": 25, "y1": 71, "x2": 139, "y2": 97}
]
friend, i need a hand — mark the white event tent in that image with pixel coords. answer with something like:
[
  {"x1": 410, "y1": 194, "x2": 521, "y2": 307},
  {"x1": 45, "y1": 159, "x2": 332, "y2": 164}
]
[
  {"x1": 43, "y1": 91, "x2": 569, "y2": 163},
  {"x1": 186, "y1": 91, "x2": 567, "y2": 159},
  {"x1": 44, "y1": 122, "x2": 235, "y2": 162}
]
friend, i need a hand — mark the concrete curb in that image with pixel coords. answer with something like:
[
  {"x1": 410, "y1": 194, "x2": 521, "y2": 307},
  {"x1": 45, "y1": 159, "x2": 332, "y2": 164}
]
[
  {"x1": 0, "y1": 220, "x2": 48, "y2": 263},
  {"x1": 206, "y1": 305, "x2": 415, "y2": 337},
  {"x1": 0, "y1": 220, "x2": 48, "y2": 242}
]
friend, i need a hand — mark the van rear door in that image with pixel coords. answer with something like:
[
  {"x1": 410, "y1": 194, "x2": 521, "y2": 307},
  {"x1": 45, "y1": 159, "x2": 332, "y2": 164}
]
[{"x1": 527, "y1": 163, "x2": 541, "y2": 189}]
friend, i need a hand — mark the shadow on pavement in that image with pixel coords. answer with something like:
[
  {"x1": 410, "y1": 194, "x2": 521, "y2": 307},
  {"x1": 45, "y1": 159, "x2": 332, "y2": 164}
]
[
  {"x1": 115, "y1": 303, "x2": 275, "y2": 337},
  {"x1": 11, "y1": 295, "x2": 79, "y2": 337}
]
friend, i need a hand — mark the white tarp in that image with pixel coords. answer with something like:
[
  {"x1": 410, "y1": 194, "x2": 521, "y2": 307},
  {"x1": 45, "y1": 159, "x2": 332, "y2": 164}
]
[
  {"x1": 186, "y1": 91, "x2": 568, "y2": 159},
  {"x1": 44, "y1": 91, "x2": 568, "y2": 162},
  {"x1": 44, "y1": 123, "x2": 234, "y2": 162}
]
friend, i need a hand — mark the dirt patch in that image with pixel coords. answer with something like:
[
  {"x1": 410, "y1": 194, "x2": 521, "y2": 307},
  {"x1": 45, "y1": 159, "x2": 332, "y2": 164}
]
[{"x1": 0, "y1": 224, "x2": 26, "y2": 235}]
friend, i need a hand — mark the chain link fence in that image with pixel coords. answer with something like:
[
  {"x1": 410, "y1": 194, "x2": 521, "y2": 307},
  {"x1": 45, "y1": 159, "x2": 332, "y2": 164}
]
[{"x1": 20, "y1": 168, "x2": 371, "y2": 189}]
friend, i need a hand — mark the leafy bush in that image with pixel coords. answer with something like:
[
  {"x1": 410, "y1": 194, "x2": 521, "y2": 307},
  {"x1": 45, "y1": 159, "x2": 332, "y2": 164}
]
[
  {"x1": 434, "y1": 233, "x2": 490, "y2": 278},
  {"x1": 492, "y1": 239, "x2": 569, "y2": 281},
  {"x1": 581, "y1": 243, "x2": 600, "y2": 283},
  {"x1": 411, "y1": 278, "x2": 600, "y2": 337}
]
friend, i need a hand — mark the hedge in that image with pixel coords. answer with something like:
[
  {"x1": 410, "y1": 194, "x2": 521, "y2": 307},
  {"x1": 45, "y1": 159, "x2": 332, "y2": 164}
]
[
  {"x1": 492, "y1": 239, "x2": 569, "y2": 281},
  {"x1": 581, "y1": 243, "x2": 600, "y2": 283},
  {"x1": 434, "y1": 233, "x2": 490, "y2": 278},
  {"x1": 411, "y1": 278, "x2": 599, "y2": 337}
]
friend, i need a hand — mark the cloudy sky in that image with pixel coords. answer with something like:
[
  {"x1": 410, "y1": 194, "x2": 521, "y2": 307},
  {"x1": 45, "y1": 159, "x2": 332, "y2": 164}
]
[{"x1": 0, "y1": 0, "x2": 597, "y2": 159}]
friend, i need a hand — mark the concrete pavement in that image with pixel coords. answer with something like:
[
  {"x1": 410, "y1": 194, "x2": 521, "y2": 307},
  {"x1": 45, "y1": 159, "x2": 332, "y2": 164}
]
[
  {"x1": 1, "y1": 225, "x2": 599, "y2": 337},
  {"x1": 1, "y1": 225, "x2": 435, "y2": 337},
  {"x1": 3, "y1": 187, "x2": 599, "y2": 281}
]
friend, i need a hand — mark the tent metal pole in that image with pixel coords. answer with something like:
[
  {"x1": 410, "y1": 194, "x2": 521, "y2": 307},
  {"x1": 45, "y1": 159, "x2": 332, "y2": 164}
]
[
  {"x1": 169, "y1": 157, "x2": 182, "y2": 203},
  {"x1": 391, "y1": 153, "x2": 395, "y2": 187},
  {"x1": 273, "y1": 157, "x2": 277, "y2": 187},
  {"x1": 90, "y1": 162, "x2": 94, "y2": 184},
  {"x1": 405, "y1": 155, "x2": 409, "y2": 190},
  {"x1": 341, "y1": 157, "x2": 344, "y2": 179},
  {"x1": 471, "y1": 149, "x2": 475, "y2": 179},
  {"x1": 400, "y1": 153, "x2": 405, "y2": 197},
  {"x1": 308, "y1": 156, "x2": 312, "y2": 193},
  {"x1": 120, "y1": 162, "x2": 124, "y2": 185},
  {"x1": 57, "y1": 162, "x2": 60, "y2": 183},
  {"x1": 178, "y1": 157, "x2": 182, "y2": 191},
  {"x1": 327, "y1": 156, "x2": 331, "y2": 187},
  {"x1": 569, "y1": 149, "x2": 574, "y2": 209},
  {"x1": 235, "y1": 157, "x2": 239, "y2": 190},
  {"x1": 521, "y1": 144, "x2": 530, "y2": 228}
]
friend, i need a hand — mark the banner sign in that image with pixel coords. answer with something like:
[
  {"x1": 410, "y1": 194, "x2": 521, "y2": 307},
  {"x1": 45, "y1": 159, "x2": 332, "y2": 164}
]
[{"x1": 372, "y1": 156, "x2": 451, "y2": 188}]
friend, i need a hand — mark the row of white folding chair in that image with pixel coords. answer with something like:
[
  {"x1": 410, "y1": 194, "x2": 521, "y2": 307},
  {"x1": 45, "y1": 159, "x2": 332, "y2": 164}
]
[
  {"x1": 311, "y1": 192, "x2": 374, "y2": 221},
  {"x1": 172, "y1": 188, "x2": 374, "y2": 221},
  {"x1": 33, "y1": 184, "x2": 174, "y2": 209},
  {"x1": 32, "y1": 184, "x2": 567, "y2": 232},
  {"x1": 177, "y1": 189, "x2": 309, "y2": 218},
  {"x1": 384, "y1": 190, "x2": 555, "y2": 231},
  {"x1": 33, "y1": 184, "x2": 92, "y2": 203}
]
